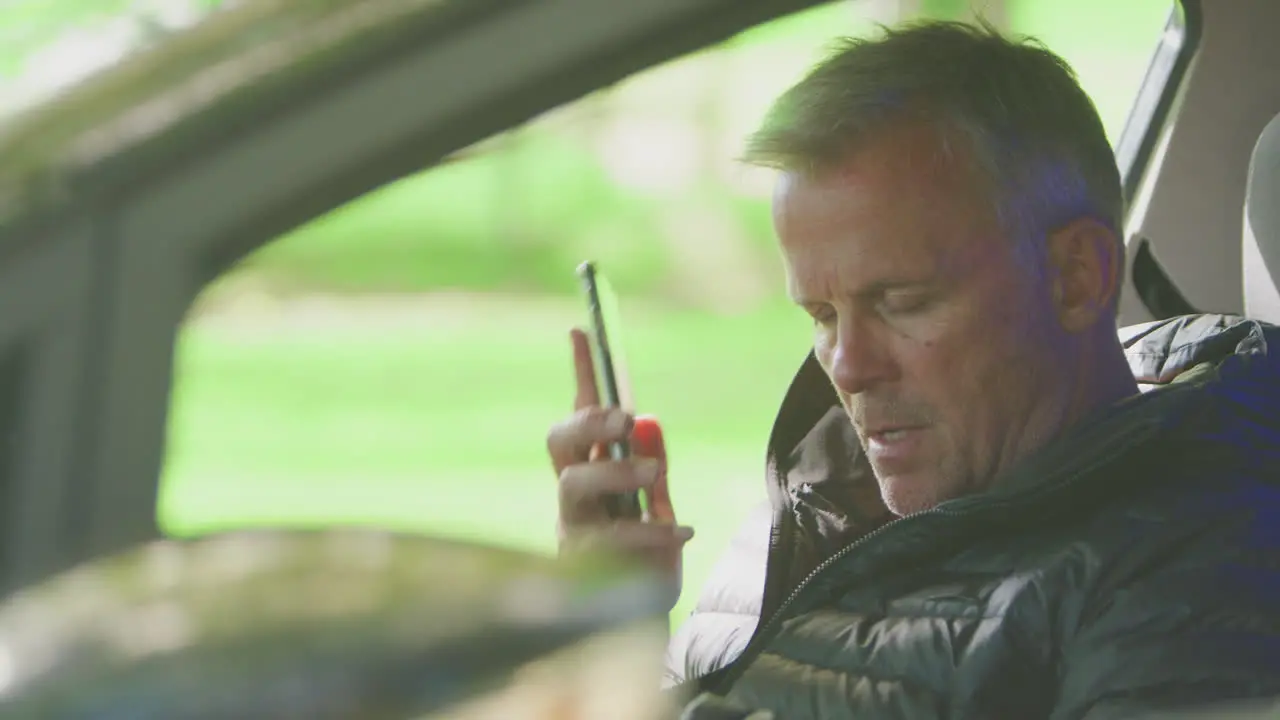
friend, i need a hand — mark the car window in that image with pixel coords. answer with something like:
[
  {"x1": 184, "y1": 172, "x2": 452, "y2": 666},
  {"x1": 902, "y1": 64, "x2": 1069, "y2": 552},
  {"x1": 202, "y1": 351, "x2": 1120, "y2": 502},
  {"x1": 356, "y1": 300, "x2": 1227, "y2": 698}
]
[{"x1": 160, "y1": 0, "x2": 1178, "y2": 627}]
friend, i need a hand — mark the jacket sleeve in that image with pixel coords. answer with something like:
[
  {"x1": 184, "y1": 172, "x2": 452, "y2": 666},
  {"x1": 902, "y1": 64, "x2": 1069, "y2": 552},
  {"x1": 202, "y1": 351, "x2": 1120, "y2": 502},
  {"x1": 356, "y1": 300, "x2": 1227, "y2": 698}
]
[
  {"x1": 1051, "y1": 517, "x2": 1280, "y2": 720},
  {"x1": 664, "y1": 500, "x2": 772, "y2": 688},
  {"x1": 677, "y1": 692, "x2": 779, "y2": 720}
]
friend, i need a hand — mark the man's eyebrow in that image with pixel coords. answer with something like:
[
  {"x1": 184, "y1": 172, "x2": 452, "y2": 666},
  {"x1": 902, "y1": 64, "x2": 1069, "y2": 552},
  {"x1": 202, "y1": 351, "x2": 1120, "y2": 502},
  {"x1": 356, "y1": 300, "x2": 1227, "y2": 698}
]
[
  {"x1": 789, "y1": 274, "x2": 939, "y2": 303},
  {"x1": 865, "y1": 279, "x2": 930, "y2": 291},
  {"x1": 790, "y1": 280, "x2": 933, "y2": 306},
  {"x1": 850, "y1": 279, "x2": 936, "y2": 300},
  {"x1": 783, "y1": 279, "x2": 936, "y2": 307}
]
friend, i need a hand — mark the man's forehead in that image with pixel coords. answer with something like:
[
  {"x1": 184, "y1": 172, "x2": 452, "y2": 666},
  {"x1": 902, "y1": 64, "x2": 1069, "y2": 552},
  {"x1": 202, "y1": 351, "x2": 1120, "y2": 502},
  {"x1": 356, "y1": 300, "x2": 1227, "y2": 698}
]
[
  {"x1": 772, "y1": 169, "x2": 957, "y2": 250},
  {"x1": 776, "y1": 180, "x2": 1007, "y2": 301},
  {"x1": 775, "y1": 120, "x2": 966, "y2": 184}
]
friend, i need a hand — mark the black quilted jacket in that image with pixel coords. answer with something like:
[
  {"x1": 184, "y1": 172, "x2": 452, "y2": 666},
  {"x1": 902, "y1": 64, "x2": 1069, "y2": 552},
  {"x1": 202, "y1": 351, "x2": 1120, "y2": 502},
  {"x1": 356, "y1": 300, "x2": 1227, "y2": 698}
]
[{"x1": 666, "y1": 314, "x2": 1280, "y2": 719}]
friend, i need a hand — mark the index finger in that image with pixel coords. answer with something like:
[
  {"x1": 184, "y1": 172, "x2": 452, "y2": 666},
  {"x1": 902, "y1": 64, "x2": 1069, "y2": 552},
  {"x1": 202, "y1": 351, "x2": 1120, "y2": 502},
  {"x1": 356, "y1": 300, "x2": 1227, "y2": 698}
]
[{"x1": 570, "y1": 327, "x2": 600, "y2": 410}]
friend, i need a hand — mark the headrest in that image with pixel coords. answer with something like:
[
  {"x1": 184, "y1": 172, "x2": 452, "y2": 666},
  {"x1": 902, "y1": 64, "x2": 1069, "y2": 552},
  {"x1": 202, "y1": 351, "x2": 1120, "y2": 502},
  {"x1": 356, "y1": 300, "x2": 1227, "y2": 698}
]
[{"x1": 1243, "y1": 112, "x2": 1280, "y2": 321}]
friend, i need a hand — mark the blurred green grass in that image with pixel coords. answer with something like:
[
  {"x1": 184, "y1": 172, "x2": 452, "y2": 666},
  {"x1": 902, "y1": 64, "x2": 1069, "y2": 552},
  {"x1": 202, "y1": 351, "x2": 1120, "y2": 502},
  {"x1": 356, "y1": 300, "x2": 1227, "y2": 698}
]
[{"x1": 161, "y1": 299, "x2": 813, "y2": 623}]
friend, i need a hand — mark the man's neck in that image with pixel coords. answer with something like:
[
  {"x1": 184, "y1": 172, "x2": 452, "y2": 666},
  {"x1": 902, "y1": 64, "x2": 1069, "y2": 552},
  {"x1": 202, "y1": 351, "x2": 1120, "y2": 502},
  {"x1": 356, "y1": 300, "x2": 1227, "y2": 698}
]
[
  {"x1": 1001, "y1": 330, "x2": 1140, "y2": 486},
  {"x1": 1063, "y1": 332, "x2": 1141, "y2": 428}
]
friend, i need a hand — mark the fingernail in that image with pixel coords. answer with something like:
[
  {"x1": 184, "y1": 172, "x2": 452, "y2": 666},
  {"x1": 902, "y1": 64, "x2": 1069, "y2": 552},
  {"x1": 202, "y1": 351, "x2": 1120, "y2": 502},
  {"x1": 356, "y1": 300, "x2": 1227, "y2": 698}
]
[
  {"x1": 635, "y1": 458, "x2": 661, "y2": 484},
  {"x1": 604, "y1": 410, "x2": 632, "y2": 437},
  {"x1": 674, "y1": 526, "x2": 695, "y2": 542}
]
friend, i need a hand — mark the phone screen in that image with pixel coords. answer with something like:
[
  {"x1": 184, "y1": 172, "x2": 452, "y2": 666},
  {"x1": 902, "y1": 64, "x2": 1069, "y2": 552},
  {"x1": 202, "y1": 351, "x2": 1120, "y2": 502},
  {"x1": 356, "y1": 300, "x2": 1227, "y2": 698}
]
[{"x1": 577, "y1": 261, "x2": 645, "y2": 519}]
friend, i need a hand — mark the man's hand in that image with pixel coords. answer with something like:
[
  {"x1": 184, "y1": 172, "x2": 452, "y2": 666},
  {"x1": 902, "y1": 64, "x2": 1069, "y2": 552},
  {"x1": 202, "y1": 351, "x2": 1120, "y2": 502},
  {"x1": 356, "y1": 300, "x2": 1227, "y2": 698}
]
[{"x1": 546, "y1": 328, "x2": 693, "y2": 606}]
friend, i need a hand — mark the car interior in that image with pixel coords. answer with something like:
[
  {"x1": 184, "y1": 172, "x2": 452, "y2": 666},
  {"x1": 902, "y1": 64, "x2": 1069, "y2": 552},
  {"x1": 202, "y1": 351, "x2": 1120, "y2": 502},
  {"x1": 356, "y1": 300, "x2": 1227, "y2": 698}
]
[{"x1": 0, "y1": 0, "x2": 1276, "y2": 714}]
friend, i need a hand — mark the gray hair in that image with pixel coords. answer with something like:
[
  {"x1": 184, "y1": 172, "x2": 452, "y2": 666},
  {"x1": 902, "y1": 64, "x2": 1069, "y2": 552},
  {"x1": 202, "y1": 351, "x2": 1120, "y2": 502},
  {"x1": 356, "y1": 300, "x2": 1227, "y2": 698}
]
[{"x1": 743, "y1": 19, "x2": 1123, "y2": 275}]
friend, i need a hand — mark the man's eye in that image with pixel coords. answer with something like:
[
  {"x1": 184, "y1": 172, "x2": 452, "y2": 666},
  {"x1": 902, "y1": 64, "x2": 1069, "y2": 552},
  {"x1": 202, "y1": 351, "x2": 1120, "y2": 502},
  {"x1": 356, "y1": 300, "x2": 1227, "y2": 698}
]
[{"x1": 880, "y1": 293, "x2": 932, "y2": 315}]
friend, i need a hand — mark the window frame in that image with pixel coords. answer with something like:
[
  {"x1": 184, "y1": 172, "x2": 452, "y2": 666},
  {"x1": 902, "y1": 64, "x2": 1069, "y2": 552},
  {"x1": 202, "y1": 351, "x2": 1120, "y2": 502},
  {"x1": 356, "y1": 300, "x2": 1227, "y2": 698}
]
[{"x1": 1114, "y1": 0, "x2": 1203, "y2": 208}]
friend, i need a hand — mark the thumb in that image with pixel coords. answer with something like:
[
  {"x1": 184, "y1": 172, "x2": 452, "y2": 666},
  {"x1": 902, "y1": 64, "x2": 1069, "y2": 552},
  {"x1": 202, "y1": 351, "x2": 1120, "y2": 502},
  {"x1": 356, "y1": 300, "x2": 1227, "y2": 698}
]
[{"x1": 631, "y1": 415, "x2": 675, "y2": 523}]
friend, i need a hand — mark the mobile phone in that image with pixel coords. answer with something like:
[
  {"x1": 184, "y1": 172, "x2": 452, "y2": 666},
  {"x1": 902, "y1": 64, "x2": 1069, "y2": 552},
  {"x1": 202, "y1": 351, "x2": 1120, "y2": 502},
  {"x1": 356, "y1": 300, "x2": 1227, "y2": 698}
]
[{"x1": 577, "y1": 260, "x2": 647, "y2": 520}]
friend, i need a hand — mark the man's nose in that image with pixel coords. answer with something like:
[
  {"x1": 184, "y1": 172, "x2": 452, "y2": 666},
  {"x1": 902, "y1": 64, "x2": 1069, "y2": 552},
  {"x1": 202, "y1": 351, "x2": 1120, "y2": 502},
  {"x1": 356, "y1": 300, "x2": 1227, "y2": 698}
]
[{"x1": 828, "y1": 318, "x2": 898, "y2": 396}]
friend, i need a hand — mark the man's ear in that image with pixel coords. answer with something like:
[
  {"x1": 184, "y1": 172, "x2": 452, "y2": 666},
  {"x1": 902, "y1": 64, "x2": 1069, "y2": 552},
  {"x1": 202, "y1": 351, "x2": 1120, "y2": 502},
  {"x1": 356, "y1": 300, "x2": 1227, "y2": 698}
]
[{"x1": 1045, "y1": 217, "x2": 1122, "y2": 332}]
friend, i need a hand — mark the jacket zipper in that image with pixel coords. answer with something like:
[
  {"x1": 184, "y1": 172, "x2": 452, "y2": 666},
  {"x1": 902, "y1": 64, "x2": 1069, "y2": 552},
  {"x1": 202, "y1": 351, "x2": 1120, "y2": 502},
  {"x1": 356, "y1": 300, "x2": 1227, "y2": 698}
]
[
  {"x1": 709, "y1": 506, "x2": 934, "y2": 694},
  {"x1": 709, "y1": 414, "x2": 1167, "y2": 696}
]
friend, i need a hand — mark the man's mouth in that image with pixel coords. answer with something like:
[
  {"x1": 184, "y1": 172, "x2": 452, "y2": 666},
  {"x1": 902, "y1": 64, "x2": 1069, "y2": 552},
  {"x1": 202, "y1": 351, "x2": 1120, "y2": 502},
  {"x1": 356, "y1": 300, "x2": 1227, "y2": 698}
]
[
  {"x1": 865, "y1": 425, "x2": 925, "y2": 441},
  {"x1": 873, "y1": 428, "x2": 912, "y2": 442},
  {"x1": 863, "y1": 425, "x2": 928, "y2": 459}
]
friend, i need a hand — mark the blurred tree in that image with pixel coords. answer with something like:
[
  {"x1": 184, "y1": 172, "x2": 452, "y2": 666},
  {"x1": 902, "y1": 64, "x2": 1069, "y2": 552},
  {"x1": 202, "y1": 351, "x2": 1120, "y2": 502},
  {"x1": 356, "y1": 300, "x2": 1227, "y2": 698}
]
[
  {"x1": 0, "y1": 0, "x2": 229, "y2": 76},
  {"x1": 867, "y1": 0, "x2": 1007, "y2": 25}
]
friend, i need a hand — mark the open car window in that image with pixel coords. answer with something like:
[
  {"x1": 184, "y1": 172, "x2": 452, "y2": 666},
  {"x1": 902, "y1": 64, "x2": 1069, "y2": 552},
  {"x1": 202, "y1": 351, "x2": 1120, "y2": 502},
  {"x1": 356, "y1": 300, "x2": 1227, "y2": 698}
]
[{"x1": 160, "y1": 0, "x2": 1178, "y2": 628}]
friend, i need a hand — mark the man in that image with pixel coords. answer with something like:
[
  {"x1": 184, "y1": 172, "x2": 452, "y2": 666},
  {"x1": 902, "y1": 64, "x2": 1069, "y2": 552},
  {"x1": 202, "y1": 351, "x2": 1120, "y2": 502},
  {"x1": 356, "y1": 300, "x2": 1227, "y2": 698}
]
[{"x1": 547, "y1": 19, "x2": 1280, "y2": 720}]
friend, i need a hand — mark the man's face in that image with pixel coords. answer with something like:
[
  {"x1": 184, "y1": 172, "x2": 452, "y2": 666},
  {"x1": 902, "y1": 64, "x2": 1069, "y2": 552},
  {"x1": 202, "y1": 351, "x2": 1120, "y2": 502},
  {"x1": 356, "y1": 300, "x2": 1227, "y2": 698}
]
[{"x1": 774, "y1": 123, "x2": 1068, "y2": 516}]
